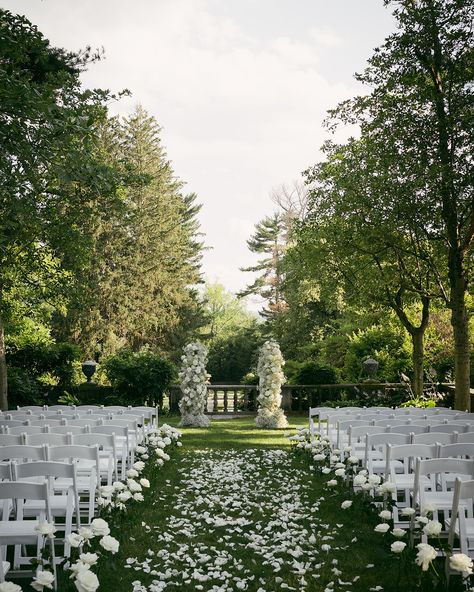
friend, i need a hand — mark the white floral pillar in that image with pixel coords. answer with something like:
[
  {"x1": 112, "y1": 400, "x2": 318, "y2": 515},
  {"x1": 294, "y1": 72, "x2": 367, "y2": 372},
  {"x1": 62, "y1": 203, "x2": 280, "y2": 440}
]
[
  {"x1": 179, "y1": 342, "x2": 211, "y2": 427},
  {"x1": 255, "y1": 339, "x2": 289, "y2": 429}
]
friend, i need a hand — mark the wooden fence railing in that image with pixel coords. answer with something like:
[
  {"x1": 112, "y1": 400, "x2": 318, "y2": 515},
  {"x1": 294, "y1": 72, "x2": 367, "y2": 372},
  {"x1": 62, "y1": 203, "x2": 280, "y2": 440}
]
[{"x1": 166, "y1": 382, "x2": 454, "y2": 414}]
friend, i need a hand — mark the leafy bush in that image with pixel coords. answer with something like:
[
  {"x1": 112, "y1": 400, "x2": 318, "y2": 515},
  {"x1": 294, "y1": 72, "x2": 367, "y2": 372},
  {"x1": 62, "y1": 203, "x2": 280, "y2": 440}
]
[
  {"x1": 291, "y1": 361, "x2": 339, "y2": 385},
  {"x1": 344, "y1": 322, "x2": 411, "y2": 382},
  {"x1": 400, "y1": 398, "x2": 436, "y2": 408},
  {"x1": 103, "y1": 349, "x2": 176, "y2": 407}
]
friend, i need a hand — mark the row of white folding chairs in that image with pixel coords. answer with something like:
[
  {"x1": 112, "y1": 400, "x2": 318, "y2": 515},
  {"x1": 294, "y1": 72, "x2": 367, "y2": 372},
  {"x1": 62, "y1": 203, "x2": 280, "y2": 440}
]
[
  {"x1": 335, "y1": 419, "x2": 474, "y2": 449},
  {"x1": 11, "y1": 404, "x2": 158, "y2": 422},
  {"x1": 0, "y1": 428, "x2": 128, "y2": 480},
  {"x1": 0, "y1": 416, "x2": 144, "y2": 448},
  {"x1": 0, "y1": 478, "x2": 56, "y2": 585},
  {"x1": 1, "y1": 445, "x2": 102, "y2": 525}
]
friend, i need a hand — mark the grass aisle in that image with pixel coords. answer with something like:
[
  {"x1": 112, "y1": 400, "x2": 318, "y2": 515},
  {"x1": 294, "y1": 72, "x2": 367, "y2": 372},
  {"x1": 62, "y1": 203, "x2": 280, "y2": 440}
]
[{"x1": 96, "y1": 418, "x2": 403, "y2": 592}]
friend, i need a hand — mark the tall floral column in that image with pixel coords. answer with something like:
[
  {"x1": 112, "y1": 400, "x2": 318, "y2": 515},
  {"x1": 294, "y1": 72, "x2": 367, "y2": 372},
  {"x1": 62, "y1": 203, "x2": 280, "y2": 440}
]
[
  {"x1": 255, "y1": 339, "x2": 289, "y2": 429},
  {"x1": 179, "y1": 342, "x2": 211, "y2": 427}
]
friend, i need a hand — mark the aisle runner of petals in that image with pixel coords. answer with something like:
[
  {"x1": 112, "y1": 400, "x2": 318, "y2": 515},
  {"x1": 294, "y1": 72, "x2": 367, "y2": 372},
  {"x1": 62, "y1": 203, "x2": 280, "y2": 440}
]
[{"x1": 128, "y1": 449, "x2": 357, "y2": 592}]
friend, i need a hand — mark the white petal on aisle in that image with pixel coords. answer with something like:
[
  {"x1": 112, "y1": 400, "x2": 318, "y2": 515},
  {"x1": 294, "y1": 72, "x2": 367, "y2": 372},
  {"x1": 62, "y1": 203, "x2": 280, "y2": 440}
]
[{"x1": 127, "y1": 449, "x2": 350, "y2": 592}]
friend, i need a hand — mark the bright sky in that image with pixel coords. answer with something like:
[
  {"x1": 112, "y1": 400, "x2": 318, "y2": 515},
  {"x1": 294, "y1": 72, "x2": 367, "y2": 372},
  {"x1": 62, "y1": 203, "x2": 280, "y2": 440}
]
[{"x1": 4, "y1": 0, "x2": 396, "y2": 308}]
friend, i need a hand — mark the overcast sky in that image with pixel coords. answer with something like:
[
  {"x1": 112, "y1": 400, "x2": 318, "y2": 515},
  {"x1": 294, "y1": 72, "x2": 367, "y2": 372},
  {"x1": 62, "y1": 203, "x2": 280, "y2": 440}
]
[{"x1": 4, "y1": 0, "x2": 396, "y2": 308}]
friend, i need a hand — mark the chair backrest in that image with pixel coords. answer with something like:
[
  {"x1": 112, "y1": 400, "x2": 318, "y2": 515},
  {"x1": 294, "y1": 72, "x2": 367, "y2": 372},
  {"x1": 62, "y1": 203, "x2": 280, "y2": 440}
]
[
  {"x1": 0, "y1": 444, "x2": 47, "y2": 461},
  {"x1": 452, "y1": 413, "x2": 474, "y2": 421},
  {"x1": 0, "y1": 420, "x2": 24, "y2": 427},
  {"x1": 76, "y1": 405, "x2": 101, "y2": 410},
  {"x1": 7, "y1": 426, "x2": 45, "y2": 435},
  {"x1": 17, "y1": 406, "x2": 45, "y2": 412},
  {"x1": 0, "y1": 434, "x2": 23, "y2": 445},
  {"x1": 13, "y1": 460, "x2": 76, "y2": 480},
  {"x1": 365, "y1": 433, "x2": 411, "y2": 473},
  {"x1": 456, "y1": 432, "x2": 474, "y2": 444},
  {"x1": 27, "y1": 419, "x2": 64, "y2": 427},
  {"x1": 25, "y1": 433, "x2": 70, "y2": 446},
  {"x1": 416, "y1": 457, "x2": 474, "y2": 479},
  {"x1": 0, "y1": 463, "x2": 11, "y2": 480},
  {"x1": 373, "y1": 419, "x2": 412, "y2": 427},
  {"x1": 103, "y1": 417, "x2": 137, "y2": 429},
  {"x1": 49, "y1": 425, "x2": 85, "y2": 435},
  {"x1": 0, "y1": 480, "x2": 51, "y2": 518},
  {"x1": 412, "y1": 432, "x2": 455, "y2": 445},
  {"x1": 48, "y1": 405, "x2": 76, "y2": 411},
  {"x1": 387, "y1": 424, "x2": 428, "y2": 435},
  {"x1": 67, "y1": 419, "x2": 103, "y2": 427},
  {"x1": 429, "y1": 423, "x2": 467, "y2": 434},
  {"x1": 438, "y1": 443, "x2": 474, "y2": 459},
  {"x1": 72, "y1": 433, "x2": 115, "y2": 449},
  {"x1": 89, "y1": 425, "x2": 129, "y2": 437},
  {"x1": 48, "y1": 444, "x2": 99, "y2": 462},
  {"x1": 349, "y1": 425, "x2": 385, "y2": 444},
  {"x1": 385, "y1": 443, "x2": 438, "y2": 480}
]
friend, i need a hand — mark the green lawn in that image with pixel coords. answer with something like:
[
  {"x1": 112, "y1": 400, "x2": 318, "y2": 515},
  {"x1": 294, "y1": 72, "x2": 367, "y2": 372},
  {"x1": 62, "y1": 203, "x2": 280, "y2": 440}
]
[{"x1": 49, "y1": 416, "x2": 463, "y2": 592}]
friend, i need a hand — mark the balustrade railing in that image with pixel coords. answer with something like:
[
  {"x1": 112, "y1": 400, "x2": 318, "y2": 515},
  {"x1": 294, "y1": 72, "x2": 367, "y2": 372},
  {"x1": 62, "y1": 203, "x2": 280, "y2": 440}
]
[{"x1": 166, "y1": 382, "x2": 453, "y2": 414}]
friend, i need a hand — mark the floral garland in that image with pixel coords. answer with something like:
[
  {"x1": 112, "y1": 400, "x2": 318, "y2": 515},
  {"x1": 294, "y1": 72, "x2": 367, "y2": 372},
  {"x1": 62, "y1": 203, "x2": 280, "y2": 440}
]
[
  {"x1": 178, "y1": 342, "x2": 211, "y2": 427},
  {"x1": 288, "y1": 427, "x2": 474, "y2": 589},
  {"x1": 255, "y1": 339, "x2": 288, "y2": 429},
  {"x1": 0, "y1": 424, "x2": 182, "y2": 592}
]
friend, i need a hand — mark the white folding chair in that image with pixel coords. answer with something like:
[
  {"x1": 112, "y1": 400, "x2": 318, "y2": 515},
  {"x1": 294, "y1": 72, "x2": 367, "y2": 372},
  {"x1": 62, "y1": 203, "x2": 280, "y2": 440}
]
[
  {"x1": 0, "y1": 435, "x2": 22, "y2": 446},
  {"x1": 431, "y1": 423, "x2": 469, "y2": 434},
  {"x1": 365, "y1": 433, "x2": 411, "y2": 474},
  {"x1": 412, "y1": 432, "x2": 456, "y2": 445},
  {"x1": 385, "y1": 443, "x2": 437, "y2": 526},
  {"x1": 47, "y1": 446, "x2": 100, "y2": 524},
  {"x1": 0, "y1": 445, "x2": 47, "y2": 463},
  {"x1": 413, "y1": 458, "x2": 474, "y2": 526},
  {"x1": 439, "y1": 443, "x2": 474, "y2": 460},
  {"x1": 336, "y1": 420, "x2": 374, "y2": 449},
  {"x1": 12, "y1": 461, "x2": 80, "y2": 559},
  {"x1": 27, "y1": 419, "x2": 64, "y2": 428},
  {"x1": 0, "y1": 481, "x2": 56, "y2": 584},
  {"x1": 457, "y1": 433, "x2": 474, "y2": 444},
  {"x1": 348, "y1": 425, "x2": 385, "y2": 460},
  {"x1": 447, "y1": 478, "x2": 474, "y2": 558},
  {"x1": 72, "y1": 433, "x2": 117, "y2": 483},
  {"x1": 387, "y1": 424, "x2": 428, "y2": 436},
  {"x1": 7, "y1": 426, "x2": 45, "y2": 436},
  {"x1": 89, "y1": 425, "x2": 132, "y2": 477},
  {"x1": 24, "y1": 434, "x2": 71, "y2": 446},
  {"x1": 48, "y1": 426, "x2": 85, "y2": 435},
  {"x1": 66, "y1": 419, "x2": 103, "y2": 428},
  {"x1": 373, "y1": 419, "x2": 413, "y2": 428}
]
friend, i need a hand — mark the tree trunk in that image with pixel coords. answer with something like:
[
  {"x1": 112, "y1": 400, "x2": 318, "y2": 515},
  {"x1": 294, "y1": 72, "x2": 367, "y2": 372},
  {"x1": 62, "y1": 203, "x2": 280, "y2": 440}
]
[
  {"x1": 451, "y1": 277, "x2": 471, "y2": 411},
  {"x1": 411, "y1": 328, "x2": 425, "y2": 398},
  {"x1": 0, "y1": 316, "x2": 8, "y2": 411}
]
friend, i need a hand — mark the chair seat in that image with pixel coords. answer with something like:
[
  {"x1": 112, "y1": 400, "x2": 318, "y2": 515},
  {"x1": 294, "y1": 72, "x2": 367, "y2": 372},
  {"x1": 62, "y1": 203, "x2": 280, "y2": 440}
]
[
  {"x1": 23, "y1": 496, "x2": 72, "y2": 516},
  {"x1": 0, "y1": 520, "x2": 40, "y2": 543},
  {"x1": 394, "y1": 474, "x2": 430, "y2": 489}
]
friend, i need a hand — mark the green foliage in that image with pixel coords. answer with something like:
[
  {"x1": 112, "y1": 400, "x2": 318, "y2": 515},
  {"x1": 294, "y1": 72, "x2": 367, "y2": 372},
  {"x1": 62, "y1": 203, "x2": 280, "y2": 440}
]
[
  {"x1": 8, "y1": 342, "x2": 81, "y2": 386},
  {"x1": 58, "y1": 391, "x2": 80, "y2": 406},
  {"x1": 289, "y1": 361, "x2": 339, "y2": 385},
  {"x1": 400, "y1": 398, "x2": 436, "y2": 409},
  {"x1": 103, "y1": 349, "x2": 176, "y2": 407},
  {"x1": 344, "y1": 322, "x2": 412, "y2": 382}
]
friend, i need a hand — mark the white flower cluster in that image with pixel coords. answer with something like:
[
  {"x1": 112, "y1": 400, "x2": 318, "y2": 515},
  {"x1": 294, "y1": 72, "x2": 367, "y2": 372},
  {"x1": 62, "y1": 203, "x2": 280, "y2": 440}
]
[
  {"x1": 255, "y1": 339, "x2": 288, "y2": 429},
  {"x1": 178, "y1": 342, "x2": 211, "y2": 427},
  {"x1": 66, "y1": 518, "x2": 120, "y2": 592},
  {"x1": 97, "y1": 425, "x2": 181, "y2": 512}
]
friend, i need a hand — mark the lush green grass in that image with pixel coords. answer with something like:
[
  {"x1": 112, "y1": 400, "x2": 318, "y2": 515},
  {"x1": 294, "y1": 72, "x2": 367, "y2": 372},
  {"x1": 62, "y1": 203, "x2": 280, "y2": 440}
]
[{"x1": 48, "y1": 417, "x2": 462, "y2": 592}]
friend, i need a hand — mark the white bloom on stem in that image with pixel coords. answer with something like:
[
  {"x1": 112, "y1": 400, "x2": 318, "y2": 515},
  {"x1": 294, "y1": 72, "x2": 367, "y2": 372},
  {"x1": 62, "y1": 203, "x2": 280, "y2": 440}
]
[
  {"x1": 400, "y1": 507, "x2": 415, "y2": 517},
  {"x1": 35, "y1": 521, "x2": 57, "y2": 539},
  {"x1": 391, "y1": 541, "x2": 407, "y2": 554},
  {"x1": 416, "y1": 543, "x2": 438, "y2": 571},
  {"x1": 75, "y1": 569, "x2": 100, "y2": 592},
  {"x1": 353, "y1": 475, "x2": 367, "y2": 487},
  {"x1": 368, "y1": 474, "x2": 381, "y2": 485},
  {"x1": 341, "y1": 501, "x2": 353, "y2": 509},
  {"x1": 327, "y1": 480, "x2": 337, "y2": 487},
  {"x1": 79, "y1": 553, "x2": 98, "y2": 565},
  {"x1": 91, "y1": 518, "x2": 110, "y2": 536},
  {"x1": 31, "y1": 570, "x2": 55, "y2": 590},
  {"x1": 449, "y1": 553, "x2": 473, "y2": 575},
  {"x1": 379, "y1": 510, "x2": 392, "y2": 521},
  {"x1": 67, "y1": 533, "x2": 84, "y2": 548},
  {"x1": 334, "y1": 469, "x2": 345, "y2": 478},
  {"x1": 140, "y1": 478, "x2": 150, "y2": 488},
  {"x1": 374, "y1": 523, "x2": 390, "y2": 533},
  {"x1": 392, "y1": 528, "x2": 406, "y2": 538},
  {"x1": 423, "y1": 520, "x2": 442, "y2": 537},
  {"x1": 0, "y1": 583, "x2": 23, "y2": 592},
  {"x1": 378, "y1": 481, "x2": 396, "y2": 494},
  {"x1": 99, "y1": 535, "x2": 120, "y2": 554}
]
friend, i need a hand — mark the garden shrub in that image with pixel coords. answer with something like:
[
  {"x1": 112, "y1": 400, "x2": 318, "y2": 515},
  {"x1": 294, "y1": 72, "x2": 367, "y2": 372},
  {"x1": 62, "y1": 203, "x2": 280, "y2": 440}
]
[
  {"x1": 103, "y1": 348, "x2": 176, "y2": 408},
  {"x1": 292, "y1": 361, "x2": 339, "y2": 385}
]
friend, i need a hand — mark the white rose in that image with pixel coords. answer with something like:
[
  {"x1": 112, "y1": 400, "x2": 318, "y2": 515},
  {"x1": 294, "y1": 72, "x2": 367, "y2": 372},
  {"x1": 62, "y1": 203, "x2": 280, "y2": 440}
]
[
  {"x1": 400, "y1": 507, "x2": 415, "y2": 517},
  {"x1": 91, "y1": 518, "x2": 110, "y2": 536},
  {"x1": 127, "y1": 479, "x2": 142, "y2": 493},
  {"x1": 113, "y1": 481, "x2": 126, "y2": 491},
  {"x1": 449, "y1": 553, "x2": 473, "y2": 574},
  {"x1": 353, "y1": 475, "x2": 367, "y2": 487},
  {"x1": 31, "y1": 570, "x2": 55, "y2": 590},
  {"x1": 391, "y1": 541, "x2": 406, "y2": 554},
  {"x1": 67, "y1": 533, "x2": 84, "y2": 548},
  {"x1": 341, "y1": 501, "x2": 353, "y2": 509},
  {"x1": 133, "y1": 461, "x2": 145, "y2": 471},
  {"x1": 139, "y1": 478, "x2": 150, "y2": 488},
  {"x1": 100, "y1": 485, "x2": 114, "y2": 498},
  {"x1": 374, "y1": 523, "x2": 390, "y2": 533},
  {"x1": 133, "y1": 492, "x2": 144, "y2": 501},
  {"x1": 126, "y1": 469, "x2": 139, "y2": 478},
  {"x1": 392, "y1": 528, "x2": 406, "y2": 538},
  {"x1": 99, "y1": 535, "x2": 120, "y2": 554},
  {"x1": 75, "y1": 569, "x2": 100, "y2": 592},
  {"x1": 35, "y1": 521, "x2": 57, "y2": 539},
  {"x1": 334, "y1": 469, "x2": 345, "y2": 477},
  {"x1": 78, "y1": 527, "x2": 94, "y2": 540},
  {"x1": 378, "y1": 481, "x2": 397, "y2": 494},
  {"x1": 416, "y1": 543, "x2": 437, "y2": 571},
  {"x1": 379, "y1": 510, "x2": 392, "y2": 520},
  {"x1": 0, "y1": 583, "x2": 23, "y2": 592},
  {"x1": 423, "y1": 520, "x2": 442, "y2": 537},
  {"x1": 368, "y1": 474, "x2": 381, "y2": 485},
  {"x1": 118, "y1": 491, "x2": 132, "y2": 502},
  {"x1": 79, "y1": 553, "x2": 98, "y2": 565}
]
